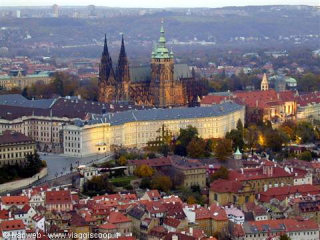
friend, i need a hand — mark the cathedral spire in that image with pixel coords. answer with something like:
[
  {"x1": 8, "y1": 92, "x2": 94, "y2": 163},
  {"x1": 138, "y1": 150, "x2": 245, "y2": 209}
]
[
  {"x1": 103, "y1": 34, "x2": 109, "y2": 56},
  {"x1": 261, "y1": 73, "x2": 269, "y2": 91},
  {"x1": 119, "y1": 34, "x2": 127, "y2": 58}
]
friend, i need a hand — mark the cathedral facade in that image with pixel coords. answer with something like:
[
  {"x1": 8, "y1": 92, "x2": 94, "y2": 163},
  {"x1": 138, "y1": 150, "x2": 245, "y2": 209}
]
[{"x1": 98, "y1": 22, "x2": 204, "y2": 107}]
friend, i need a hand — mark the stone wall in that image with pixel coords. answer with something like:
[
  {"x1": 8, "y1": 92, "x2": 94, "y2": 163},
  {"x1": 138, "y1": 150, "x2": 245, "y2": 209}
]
[{"x1": 0, "y1": 167, "x2": 47, "y2": 193}]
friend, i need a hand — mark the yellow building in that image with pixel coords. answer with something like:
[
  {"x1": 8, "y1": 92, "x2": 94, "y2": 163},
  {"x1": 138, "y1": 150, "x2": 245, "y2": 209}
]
[
  {"x1": 0, "y1": 130, "x2": 35, "y2": 166},
  {"x1": 171, "y1": 157, "x2": 206, "y2": 188},
  {"x1": 209, "y1": 179, "x2": 255, "y2": 207},
  {"x1": 0, "y1": 71, "x2": 53, "y2": 90},
  {"x1": 195, "y1": 204, "x2": 228, "y2": 236},
  {"x1": 63, "y1": 102, "x2": 245, "y2": 157}
]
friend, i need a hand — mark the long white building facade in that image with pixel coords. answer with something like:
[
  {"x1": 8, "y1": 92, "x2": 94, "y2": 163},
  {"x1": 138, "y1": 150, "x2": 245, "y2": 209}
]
[{"x1": 63, "y1": 102, "x2": 245, "y2": 157}]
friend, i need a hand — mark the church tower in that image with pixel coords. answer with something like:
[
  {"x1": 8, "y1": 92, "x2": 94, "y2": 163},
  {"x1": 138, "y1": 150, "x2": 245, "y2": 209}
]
[
  {"x1": 260, "y1": 73, "x2": 269, "y2": 91},
  {"x1": 98, "y1": 35, "x2": 117, "y2": 103},
  {"x1": 116, "y1": 34, "x2": 131, "y2": 101},
  {"x1": 151, "y1": 20, "x2": 176, "y2": 107}
]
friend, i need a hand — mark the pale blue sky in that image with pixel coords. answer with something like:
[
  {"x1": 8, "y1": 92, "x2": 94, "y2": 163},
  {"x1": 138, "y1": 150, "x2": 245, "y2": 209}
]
[{"x1": 1, "y1": 0, "x2": 319, "y2": 7}]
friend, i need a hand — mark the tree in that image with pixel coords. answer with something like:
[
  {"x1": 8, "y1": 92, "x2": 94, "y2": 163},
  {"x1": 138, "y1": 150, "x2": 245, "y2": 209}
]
[
  {"x1": 298, "y1": 151, "x2": 312, "y2": 162},
  {"x1": 117, "y1": 155, "x2": 127, "y2": 166},
  {"x1": 226, "y1": 129, "x2": 244, "y2": 151},
  {"x1": 187, "y1": 196, "x2": 197, "y2": 204},
  {"x1": 265, "y1": 129, "x2": 289, "y2": 152},
  {"x1": 187, "y1": 137, "x2": 208, "y2": 158},
  {"x1": 210, "y1": 166, "x2": 229, "y2": 182},
  {"x1": 214, "y1": 139, "x2": 233, "y2": 161},
  {"x1": 296, "y1": 121, "x2": 316, "y2": 143},
  {"x1": 83, "y1": 174, "x2": 114, "y2": 196},
  {"x1": 134, "y1": 164, "x2": 154, "y2": 178},
  {"x1": 279, "y1": 234, "x2": 291, "y2": 240},
  {"x1": 174, "y1": 125, "x2": 198, "y2": 156},
  {"x1": 151, "y1": 174, "x2": 172, "y2": 192},
  {"x1": 244, "y1": 125, "x2": 259, "y2": 150},
  {"x1": 140, "y1": 177, "x2": 151, "y2": 189}
]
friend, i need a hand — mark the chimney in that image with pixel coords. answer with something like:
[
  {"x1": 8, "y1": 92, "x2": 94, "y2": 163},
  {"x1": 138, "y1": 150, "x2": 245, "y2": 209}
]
[{"x1": 256, "y1": 100, "x2": 259, "y2": 107}]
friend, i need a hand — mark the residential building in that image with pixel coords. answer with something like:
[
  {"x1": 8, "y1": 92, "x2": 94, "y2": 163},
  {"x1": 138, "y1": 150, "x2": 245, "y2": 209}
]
[
  {"x1": 242, "y1": 219, "x2": 319, "y2": 240},
  {"x1": 45, "y1": 190, "x2": 73, "y2": 212},
  {"x1": 0, "y1": 219, "x2": 26, "y2": 240}
]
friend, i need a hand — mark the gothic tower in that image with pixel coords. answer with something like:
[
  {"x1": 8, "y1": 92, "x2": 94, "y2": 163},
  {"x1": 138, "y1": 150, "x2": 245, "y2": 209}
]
[
  {"x1": 151, "y1": 20, "x2": 176, "y2": 107},
  {"x1": 261, "y1": 73, "x2": 269, "y2": 91},
  {"x1": 116, "y1": 34, "x2": 131, "y2": 101},
  {"x1": 98, "y1": 35, "x2": 117, "y2": 103}
]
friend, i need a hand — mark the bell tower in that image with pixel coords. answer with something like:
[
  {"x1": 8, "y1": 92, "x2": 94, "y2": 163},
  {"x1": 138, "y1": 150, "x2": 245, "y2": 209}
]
[
  {"x1": 261, "y1": 73, "x2": 269, "y2": 91},
  {"x1": 151, "y1": 20, "x2": 175, "y2": 107}
]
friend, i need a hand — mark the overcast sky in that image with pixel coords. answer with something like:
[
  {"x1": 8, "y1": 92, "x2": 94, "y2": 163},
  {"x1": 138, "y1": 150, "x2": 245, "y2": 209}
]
[{"x1": 1, "y1": 0, "x2": 319, "y2": 7}]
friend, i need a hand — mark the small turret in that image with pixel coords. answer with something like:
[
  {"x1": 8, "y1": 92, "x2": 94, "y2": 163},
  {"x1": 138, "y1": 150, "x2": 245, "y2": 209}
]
[{"x1": 261, "y1": 73, "x2": 269, "y2": 91}]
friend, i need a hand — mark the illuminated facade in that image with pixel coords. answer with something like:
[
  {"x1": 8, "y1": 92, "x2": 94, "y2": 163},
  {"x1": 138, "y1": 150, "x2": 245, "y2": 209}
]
[{"x1": 63, "y1": 102, "x2": 245, "y2": 157}]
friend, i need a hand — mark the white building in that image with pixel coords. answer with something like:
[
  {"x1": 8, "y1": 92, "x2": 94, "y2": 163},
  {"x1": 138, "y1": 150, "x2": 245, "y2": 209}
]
[
  {"x1": 0, "y1": 219, "x2": 26, "y2": 240},
  {"x1": 225, "y1": 206, "x2": 245, "y2": 224},
  {"x1": 63, "y1": 102, "x2": 245, "y2": 157}
]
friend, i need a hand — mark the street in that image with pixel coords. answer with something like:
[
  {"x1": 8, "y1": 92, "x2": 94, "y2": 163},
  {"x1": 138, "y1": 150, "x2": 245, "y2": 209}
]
[{"x1": 39, "y1": 152, "x2": 113, "y2": 181}]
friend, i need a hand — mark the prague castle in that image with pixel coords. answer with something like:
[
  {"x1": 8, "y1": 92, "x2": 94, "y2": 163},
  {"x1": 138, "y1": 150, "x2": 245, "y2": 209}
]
[{"x1": 98, "y1": 21, "x2": 204, "y2": 107}]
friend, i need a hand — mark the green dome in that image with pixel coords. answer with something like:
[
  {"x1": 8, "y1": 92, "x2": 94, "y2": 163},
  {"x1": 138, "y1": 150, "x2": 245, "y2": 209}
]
[{"x1": 152, "y1": 20, "x2": 173, "y2": 59}]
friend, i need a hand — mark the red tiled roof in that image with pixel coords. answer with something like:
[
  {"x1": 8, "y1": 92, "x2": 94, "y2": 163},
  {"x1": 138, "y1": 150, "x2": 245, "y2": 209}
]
[
  {"x1": 45, "y1": 190, "x2": 72, "y2": 204},
  {"x1": 164, "y1": 217, "x2": 181, "y2": 228},
  {"x1": 1, "y1": 195, "x2": 29, "y2": 205},
  {"x1": 296, "y1": 91, "x2": 320, "y2": 107},
  {"x1": 259, "y1": 184, "x2": 320, "y2": 202},
  {"x1": 146, "y1": 190, "x2": 161, "y2": 199},
  {"x1": 0, "y1": 219, "x2": 25, "y2": 231},
  {"x1": 128, "y1": 157, "x2": 172, "y2": 168},
  {"x1": 99, "y1": 223, "x2": 117, "y2": 230},
  {"x1": 201, "y1": 95, "x2": 229, "y2": 105},
  {"x1": 210, "y1": 179, "x2": 242, "y2": 193},
  {"x1": 108, "y1": 212, "x2": 131, "y2": 224},
  {"x1": 0, "y1": 210, "x2": 9, "y2": 220},
  {"x1": 247, "y1": 219, "x2": 319, "y2": 233}
]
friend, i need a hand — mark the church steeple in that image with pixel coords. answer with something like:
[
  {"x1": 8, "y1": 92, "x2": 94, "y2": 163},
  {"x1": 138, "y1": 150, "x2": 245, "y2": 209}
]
[
  {"x1": 102, "y1": 34, "x2": 109, "y2": 57},
  {"x1": 152, "y1": 19, "x2": 173, "y2": 59},
  {"x1": 261, "y1": 73, "x2": 269, "y2": 91},
  {"x1": 116, "y1": 34, "x2": 130, "y2": 83},
  {"x1": 116, "y1": 34, "x2": 131, "y2": 101}
]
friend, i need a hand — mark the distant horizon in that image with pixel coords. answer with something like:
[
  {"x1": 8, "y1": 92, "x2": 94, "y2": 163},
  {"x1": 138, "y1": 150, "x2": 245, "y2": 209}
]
[{"x1": 0, "y1": 0, "x2": 318, "y2": 8}]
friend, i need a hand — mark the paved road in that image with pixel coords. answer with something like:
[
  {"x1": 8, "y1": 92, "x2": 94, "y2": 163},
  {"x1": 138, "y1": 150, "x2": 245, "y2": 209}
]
[{"x1": 39, "y1": 153, "x2": 113, "y2": 181}]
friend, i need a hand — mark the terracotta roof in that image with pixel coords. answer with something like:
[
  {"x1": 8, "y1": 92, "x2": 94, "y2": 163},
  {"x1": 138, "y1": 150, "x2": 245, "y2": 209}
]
[
  {"x1": 259, "y1": 184, "x2": 320, "y2": 202},
  {"x1": 0, "y1": 219, "x2": 25, "y2": 231},
  {"x1": 99, "y1": 223, "x2": 117, "y2": 230},
  {"x1": 1, "y1": 195, "x2": 29, "y2": 205},
  {"x1": 108, "y1": 212, "x2": 131, "y2": 224},
  {"x1": 145, "y1": 190, "x2": 161, "y2": 199},
  {"x1": 164, "y1": 217, "x2": 181, "y2": 228},
  {"x1": 128, "y1": 157, "x2": 172, "y2": 168},
  {"x1": 0, "y1": 210, "x2": 9, "y2": 220},
  {"x1": 245, "y1": 219, "x2": 319, "y2": 234},
  {"x1": 45, "y1": 190, "x2": 72, "y2": 204},
  {"x1": 210, "y1": 179, "x2": 242, "y2": 193}
]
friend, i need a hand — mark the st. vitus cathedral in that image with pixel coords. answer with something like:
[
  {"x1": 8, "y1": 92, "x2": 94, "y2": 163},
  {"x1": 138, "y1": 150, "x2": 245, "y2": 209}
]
[{"x1": 98, "y1": 21, "x2": 205, "y2": 107}]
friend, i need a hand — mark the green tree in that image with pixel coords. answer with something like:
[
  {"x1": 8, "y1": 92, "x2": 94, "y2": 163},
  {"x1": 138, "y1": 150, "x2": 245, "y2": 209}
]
[
  {"x1": 298, "y1": 151, "x2": 312, "y2": 162},
  {"x1": 296, "y1": 121, "x2": 316, "y2": 143},
  {"x1": 265, "y1": 129, "x2": 289, "y2": 152},
  {"x1": 226, "y1": 129, "x2": 244, "y2": 151},
  {"x1": 210, "y1": 166, "x2": 229, "y2": 182},
  {"x1": 83, "y1": 174, "x2": 114, "y2": 196},
  {"x1": 214, "y1": 139, "x2": 233, "y2": 161},
  {"x1": 174, "y1": 126, "x2": 198, "y2": 156}
]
